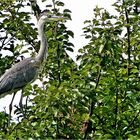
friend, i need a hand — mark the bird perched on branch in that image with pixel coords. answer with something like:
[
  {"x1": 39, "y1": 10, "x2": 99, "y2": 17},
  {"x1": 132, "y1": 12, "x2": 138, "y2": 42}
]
[{"x1": 0, "y1": 11, "x2": 64, "y2": 98}]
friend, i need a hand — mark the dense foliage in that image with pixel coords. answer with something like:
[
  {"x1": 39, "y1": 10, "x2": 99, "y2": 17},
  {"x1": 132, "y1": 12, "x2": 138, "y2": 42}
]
[{"x1": 0, "y1": 0, "x2": 140, "y2": 139}]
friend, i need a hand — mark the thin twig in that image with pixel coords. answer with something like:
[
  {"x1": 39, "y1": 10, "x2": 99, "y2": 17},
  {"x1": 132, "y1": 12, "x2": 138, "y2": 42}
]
[
  {"x1": 123, "y1": 0, "x2": 131, "y2": 75},
  {"x1": 52, "y1": 0, "x2": 61, "y2": 87},
  {"x1": 121, "y1": 110, "x2": 140, "y2": 136},
  {"x1": 0, "y1": 33, "x2": 8, "y2": 51}
]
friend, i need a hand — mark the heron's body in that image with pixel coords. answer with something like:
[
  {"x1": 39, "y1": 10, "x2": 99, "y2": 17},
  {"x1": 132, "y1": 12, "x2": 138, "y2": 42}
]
[
  {"x1": 0, "y1": 12, "x2": 64, "y2": 98},
  {"x1": 0, "y1": 58, "x2": 41, "y2": 97}
]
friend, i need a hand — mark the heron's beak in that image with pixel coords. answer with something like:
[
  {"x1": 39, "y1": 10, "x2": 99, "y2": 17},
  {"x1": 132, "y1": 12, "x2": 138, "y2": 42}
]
[{"x1": 50, "y1": 15, "x2": 67, "y2": 21}]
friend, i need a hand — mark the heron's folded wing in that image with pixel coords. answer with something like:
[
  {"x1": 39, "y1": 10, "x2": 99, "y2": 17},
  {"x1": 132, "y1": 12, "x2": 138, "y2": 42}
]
[{"x1": 0, "y1": 58, "x2": 39, "y2": 97}]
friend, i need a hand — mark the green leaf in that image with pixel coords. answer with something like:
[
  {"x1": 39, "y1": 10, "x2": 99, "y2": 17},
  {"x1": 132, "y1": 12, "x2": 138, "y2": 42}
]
[
  {"x1": 67, "y1": 30, "x2": 74, "y2": 38},
  {"x1": 63, "y1": 9, "x2": 72, "y2": 13},
  {"x1": 55, "y1": 1, "x2": 64, "y2": 6},
  {"x1": 66, "y1": 47, "x2": 74, "y2": 52}
]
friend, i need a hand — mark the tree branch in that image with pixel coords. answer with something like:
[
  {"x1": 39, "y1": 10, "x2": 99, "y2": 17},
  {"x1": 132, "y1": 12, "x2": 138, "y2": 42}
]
[
  {"x1": 123, "y1": 0, "x2": 131, "y2": 75},
  {"x1": 121, "y1": 110, "x2": 140, "y2": 136},
  {"x1": 84, "y1": 67, "x2": 101, "y2": 139},
  {"x1": 29, "y1": 0, "x2": 41, "y2": 20}
]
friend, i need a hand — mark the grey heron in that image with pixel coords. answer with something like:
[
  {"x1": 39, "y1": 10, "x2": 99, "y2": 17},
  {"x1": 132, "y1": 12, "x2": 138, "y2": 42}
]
[{"x1": 0, "y1": 11, "x2": 64, "y2": 98}]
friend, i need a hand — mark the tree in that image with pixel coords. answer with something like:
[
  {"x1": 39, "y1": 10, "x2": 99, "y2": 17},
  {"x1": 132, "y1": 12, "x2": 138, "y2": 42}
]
[
  {"x1": 0, "y1": 0, "x2": 140, "y2": 139},
  {"x1": 77, "y1": 0, "x2": 140, "y2": 139}
]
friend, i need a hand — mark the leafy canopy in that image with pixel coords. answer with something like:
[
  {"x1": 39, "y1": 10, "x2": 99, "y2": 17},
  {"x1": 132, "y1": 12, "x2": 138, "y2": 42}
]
[{"x1": 0, "y1": 0, "x2": 140, "y2": 139}]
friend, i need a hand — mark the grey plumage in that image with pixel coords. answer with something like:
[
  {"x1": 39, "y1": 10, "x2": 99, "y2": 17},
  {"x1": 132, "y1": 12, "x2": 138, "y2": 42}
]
[
  {"x1": 0, "y1": 12, "x2": 64, "y2": 98},
  {"x1": 0, "y1": 58, "x2": 40, "y2": 97}
]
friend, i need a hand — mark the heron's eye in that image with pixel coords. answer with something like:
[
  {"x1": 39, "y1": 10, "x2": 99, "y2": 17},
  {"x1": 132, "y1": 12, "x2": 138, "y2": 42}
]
[{"x1": 48, "y1": 15, "x2": 52, "y2": 18}]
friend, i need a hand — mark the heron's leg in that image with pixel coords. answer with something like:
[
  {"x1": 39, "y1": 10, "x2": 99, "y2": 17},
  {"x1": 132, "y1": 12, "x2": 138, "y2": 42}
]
[
  {"x1": 19, "y1": 90, "x2": 24, "y2": 115},
  {"x1": 9, "y1": 92, "x2": 16, "y2": 123}
]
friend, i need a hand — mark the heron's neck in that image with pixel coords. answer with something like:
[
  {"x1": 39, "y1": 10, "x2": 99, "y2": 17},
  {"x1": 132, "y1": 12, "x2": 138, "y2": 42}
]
[{"x1": 36, "y1": 21, "x2": 48, "y2": 62}]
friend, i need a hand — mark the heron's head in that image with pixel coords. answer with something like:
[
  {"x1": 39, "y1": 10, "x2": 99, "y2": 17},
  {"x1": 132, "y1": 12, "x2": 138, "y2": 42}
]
[{"x1": 39, "y1": 10, "x2": 65, "y2": 23}]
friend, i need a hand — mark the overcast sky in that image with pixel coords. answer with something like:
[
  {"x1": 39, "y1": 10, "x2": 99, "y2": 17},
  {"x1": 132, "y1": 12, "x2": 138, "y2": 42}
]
[
  {"x1": 0, "y1": 0, "x2": 117, "y2": 115},
  {"x1": 62, "y1": 0, "x2": 117, "y2": 55}
]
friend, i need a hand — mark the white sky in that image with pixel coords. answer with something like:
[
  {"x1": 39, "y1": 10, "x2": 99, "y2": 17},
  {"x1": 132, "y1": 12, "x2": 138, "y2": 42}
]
[
  {"x1": 63, "y1": 0, "x2": 117, "y2": 58},
  {"x1": 0, "y1": 0, "x2": 117, "y2": 115}
]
